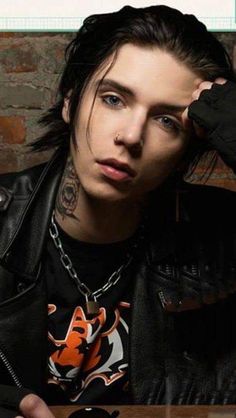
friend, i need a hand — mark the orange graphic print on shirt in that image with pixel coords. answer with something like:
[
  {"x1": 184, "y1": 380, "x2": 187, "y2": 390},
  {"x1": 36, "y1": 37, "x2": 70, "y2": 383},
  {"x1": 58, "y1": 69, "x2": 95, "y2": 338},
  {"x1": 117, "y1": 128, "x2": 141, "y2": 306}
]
[
  {"x1": 48, "y1": 302, "x2": 130, "y2": 401},
  {"x1": 49, "y1": 305, "x2": 106, "y2": 369}
]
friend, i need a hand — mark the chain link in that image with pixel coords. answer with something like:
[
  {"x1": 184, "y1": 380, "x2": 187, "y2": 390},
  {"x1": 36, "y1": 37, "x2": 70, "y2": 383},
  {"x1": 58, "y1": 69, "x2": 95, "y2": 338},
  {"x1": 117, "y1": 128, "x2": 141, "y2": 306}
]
[{"x1": 49, "y1": 212, "x2": 135, "y2": 301}]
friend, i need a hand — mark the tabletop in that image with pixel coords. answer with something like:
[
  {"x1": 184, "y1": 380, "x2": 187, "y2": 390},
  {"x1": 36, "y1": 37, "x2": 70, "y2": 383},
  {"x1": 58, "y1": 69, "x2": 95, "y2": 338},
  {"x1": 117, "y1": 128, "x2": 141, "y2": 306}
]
[{"x1": 50, "y1": 405, "x2": 236, "y2": 418}]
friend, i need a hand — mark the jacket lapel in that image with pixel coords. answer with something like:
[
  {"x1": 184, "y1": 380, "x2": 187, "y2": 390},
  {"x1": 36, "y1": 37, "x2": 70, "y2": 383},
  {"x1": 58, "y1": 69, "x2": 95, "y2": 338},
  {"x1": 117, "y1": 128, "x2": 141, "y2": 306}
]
[{"x1": 0, "y1": 148, "x2": 67, "y2": 278}]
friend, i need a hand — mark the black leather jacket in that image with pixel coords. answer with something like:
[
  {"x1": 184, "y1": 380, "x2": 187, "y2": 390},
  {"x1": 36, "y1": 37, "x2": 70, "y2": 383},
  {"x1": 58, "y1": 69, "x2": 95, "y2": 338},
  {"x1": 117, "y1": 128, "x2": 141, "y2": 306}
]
[{"x1": 1, "y1": 147, "x2": 236, "y2": 406}]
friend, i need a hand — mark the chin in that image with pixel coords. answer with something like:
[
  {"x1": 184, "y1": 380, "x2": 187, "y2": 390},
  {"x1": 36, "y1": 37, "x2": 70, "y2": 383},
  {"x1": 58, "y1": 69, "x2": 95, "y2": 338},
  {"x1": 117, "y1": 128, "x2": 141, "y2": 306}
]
[
  {"x1": 83, "y1": 182, "x2": 134, "y2": 203},
  {"x1": 92, "y1": 191, "x2": 131, "y2": 203}
]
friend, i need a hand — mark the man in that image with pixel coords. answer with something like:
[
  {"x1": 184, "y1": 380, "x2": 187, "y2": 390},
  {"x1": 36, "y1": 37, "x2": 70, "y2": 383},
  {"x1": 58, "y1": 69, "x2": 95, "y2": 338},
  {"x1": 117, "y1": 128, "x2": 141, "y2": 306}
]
[{"x1": 1, "y1": 5, "x2": 236, "y2": 417}]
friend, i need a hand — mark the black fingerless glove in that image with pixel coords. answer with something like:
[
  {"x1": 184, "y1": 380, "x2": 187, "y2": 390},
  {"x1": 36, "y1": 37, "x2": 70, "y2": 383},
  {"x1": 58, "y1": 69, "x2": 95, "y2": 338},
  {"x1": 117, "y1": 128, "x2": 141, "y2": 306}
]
[{"x1": 188, "y1": 81, "x2": 236, "y2": 172}]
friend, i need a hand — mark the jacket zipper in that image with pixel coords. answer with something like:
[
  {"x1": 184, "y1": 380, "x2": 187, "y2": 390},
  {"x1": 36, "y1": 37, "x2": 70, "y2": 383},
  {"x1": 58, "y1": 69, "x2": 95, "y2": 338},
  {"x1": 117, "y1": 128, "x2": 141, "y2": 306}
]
[{"x1": 0, "y1": 346, "x2": 23, "y2": 388}]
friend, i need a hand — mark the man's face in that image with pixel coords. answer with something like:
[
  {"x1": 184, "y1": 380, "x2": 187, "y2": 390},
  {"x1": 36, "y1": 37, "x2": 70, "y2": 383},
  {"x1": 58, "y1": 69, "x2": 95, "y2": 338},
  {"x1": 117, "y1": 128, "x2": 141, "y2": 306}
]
[{"x1": 63, "y1": 44, "x2": 202, "y2": 203}]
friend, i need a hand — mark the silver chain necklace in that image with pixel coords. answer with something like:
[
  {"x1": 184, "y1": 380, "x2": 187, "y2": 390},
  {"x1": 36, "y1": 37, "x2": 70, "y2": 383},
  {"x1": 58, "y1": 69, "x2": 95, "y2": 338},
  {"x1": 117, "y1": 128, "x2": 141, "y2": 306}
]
[{"x1": 49, "y1": 212, "x2": 142, "y2": 317}]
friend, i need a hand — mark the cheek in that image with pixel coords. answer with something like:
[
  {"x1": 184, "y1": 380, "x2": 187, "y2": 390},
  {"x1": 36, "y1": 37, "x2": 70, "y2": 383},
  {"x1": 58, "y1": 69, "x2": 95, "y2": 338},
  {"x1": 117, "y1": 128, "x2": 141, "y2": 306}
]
[
  {"x1": 147, "y1": 137, "x2": 187, "y2": 167},
  {"x1": 89, "y1": 109, "x2": 116, "y2": 139},
  {"x1": 141, "y1": 141, "x2": 187, "y2": 185}
]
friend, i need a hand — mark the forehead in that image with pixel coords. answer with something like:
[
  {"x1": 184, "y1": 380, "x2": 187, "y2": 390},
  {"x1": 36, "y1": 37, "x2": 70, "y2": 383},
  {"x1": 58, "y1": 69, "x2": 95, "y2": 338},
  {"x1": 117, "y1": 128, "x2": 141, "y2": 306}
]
[{"x1": 90, "y1": 43, "x2": 202, "y2": 108}]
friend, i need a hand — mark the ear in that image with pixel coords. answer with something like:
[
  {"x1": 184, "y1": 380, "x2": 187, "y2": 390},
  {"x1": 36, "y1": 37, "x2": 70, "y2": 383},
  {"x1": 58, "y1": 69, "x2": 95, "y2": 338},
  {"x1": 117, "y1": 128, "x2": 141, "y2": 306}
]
[{"x1": 62, "y1": 96, "x2": 70, "y2": 124}]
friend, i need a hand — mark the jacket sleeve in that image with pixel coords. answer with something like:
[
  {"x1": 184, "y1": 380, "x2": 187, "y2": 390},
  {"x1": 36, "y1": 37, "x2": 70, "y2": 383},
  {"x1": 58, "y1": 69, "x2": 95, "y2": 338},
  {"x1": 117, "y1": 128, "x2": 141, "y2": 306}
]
[
  {"x1": 0, "y1": 407, "x2": 18, "y2": 418},
  {"x1": 188, "y1": 81, "x2": 236, "y2": 173},
  {"x1": 0, "y1": 385, "x2": 34, "y2": 418}
]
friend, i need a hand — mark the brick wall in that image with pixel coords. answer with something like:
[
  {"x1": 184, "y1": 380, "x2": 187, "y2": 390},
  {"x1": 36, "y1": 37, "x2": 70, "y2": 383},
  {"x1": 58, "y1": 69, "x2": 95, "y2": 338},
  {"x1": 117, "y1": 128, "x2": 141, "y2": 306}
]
[
  {"x1": 0, "y1": 32, "x2": 73, "y2": 173},
  {"x1": 0, "y1": 32, "x2": 235, "y2": 174}
]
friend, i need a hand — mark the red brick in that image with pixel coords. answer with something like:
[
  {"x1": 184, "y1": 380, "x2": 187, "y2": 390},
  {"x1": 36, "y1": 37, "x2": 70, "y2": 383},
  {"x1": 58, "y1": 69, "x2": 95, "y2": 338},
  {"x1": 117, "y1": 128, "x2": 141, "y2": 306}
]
[
  {"x1": 0, "y1": 116, "x2": 26, "y2": 144},
  {"x1": 0, "y1": 147, "x2": 18, "y2": 173},
  {"x1": 184, "y1": 150, "x2": 236, "y2": 192},
  {"x1": 0, "y1": 33, "x2": 16, "y2": 38},
  {"x1": 20, "y1": 149, "x2": 53, "y2": 170},
  {"x1": 0, "y1": 85, "x2": 49, "y2": 109},
  {"x1": 0, "y1": 43, "x2": 38, "y2": 73},
  {"x1": 44, "y1": 40, "x2": 68, "y2": 73}
]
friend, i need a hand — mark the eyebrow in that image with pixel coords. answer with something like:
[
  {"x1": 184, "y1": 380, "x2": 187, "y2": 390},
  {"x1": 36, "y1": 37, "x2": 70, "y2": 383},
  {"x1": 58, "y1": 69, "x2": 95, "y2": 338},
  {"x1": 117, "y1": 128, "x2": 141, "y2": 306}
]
[{"x1": 94, "y1": 78, "x2": 187, "y2": 113}]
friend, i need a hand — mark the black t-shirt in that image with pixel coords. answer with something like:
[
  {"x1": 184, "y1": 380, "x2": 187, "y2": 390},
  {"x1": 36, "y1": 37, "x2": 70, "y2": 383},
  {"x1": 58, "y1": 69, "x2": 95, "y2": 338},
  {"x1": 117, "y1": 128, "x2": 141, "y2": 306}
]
[{"x1": 41, "y1": 220, "x2": 137, "y2": 405}]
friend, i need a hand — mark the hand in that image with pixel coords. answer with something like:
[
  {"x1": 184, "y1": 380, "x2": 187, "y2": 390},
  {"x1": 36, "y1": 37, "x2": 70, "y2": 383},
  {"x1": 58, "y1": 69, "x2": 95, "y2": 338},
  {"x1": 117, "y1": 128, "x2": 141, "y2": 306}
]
[
  {"x1": 191, "y1": 77, "x2": 227, "y2": 98},
  {"x1": 183, "y1": 78, "x2": 236, "y2": 171},
  {"x1": 15, "y1": 394, "x2": 55, "y2": 418},
  {"x1": 182, "y1": 77, "x2": 227, "y2": 137},
  {"x1": 189, "y1": 77, "x2": 227, "y2": 138}
]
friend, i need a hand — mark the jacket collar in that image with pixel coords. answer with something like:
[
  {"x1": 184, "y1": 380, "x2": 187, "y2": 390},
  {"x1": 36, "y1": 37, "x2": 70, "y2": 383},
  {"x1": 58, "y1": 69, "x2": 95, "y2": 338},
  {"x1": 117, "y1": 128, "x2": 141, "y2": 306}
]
[{"x1": 1, "y1": 147, "x2": 68, "y2": 279}]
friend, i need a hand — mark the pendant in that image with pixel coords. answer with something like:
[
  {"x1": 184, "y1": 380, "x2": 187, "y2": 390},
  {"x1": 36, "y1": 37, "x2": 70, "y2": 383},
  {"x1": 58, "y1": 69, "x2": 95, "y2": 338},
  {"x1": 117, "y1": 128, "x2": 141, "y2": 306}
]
[{"x1": 86, "y1": 300, "x2": 100, "y2": 317}]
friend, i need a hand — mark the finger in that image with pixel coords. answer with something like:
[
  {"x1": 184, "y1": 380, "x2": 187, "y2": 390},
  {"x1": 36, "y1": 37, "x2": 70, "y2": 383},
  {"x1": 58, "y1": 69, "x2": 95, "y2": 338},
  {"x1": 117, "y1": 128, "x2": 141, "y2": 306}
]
[
  {"x1": 214, "y1": 77, "x2": 227, "y2": 85},
  {"x1": 191, "y1": 78, "x2": 228, "y2": 101},
  {"x1": 181, "y1": 107, "x2": 192, "y2": 130},
  {"x1": 19, "y1": 394, "x2": 55, "y2": 418},
  {"x1": 198, "y1": 81, "x2": 214, "y2": 91},
  {"x1": 192, "y1": 81, "x2": 213, "y2": 101}
]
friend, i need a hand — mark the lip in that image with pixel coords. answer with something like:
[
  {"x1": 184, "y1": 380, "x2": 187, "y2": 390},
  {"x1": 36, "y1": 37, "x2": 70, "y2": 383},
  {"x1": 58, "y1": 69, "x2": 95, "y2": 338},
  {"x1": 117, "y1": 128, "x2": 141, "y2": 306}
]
[
  {"x1": 97, "y1": 158, "x2": 137, "y2": 182},
  {"x1": 97, "y1": 159, "x2": 137, "y2": 177}
]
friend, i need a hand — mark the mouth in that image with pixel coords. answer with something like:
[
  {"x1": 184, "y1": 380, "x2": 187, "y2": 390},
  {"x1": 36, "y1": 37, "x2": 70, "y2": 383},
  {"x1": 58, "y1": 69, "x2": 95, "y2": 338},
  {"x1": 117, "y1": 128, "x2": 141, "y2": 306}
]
[{"x1": 97, "y1": 158, "x2": 137, "y2": 182}]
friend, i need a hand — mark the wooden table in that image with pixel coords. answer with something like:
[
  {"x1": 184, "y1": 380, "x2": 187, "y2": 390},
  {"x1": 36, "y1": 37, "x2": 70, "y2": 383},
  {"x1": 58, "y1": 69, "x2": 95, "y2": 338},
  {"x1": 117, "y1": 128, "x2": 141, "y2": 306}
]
[{"x1": 51, "y1": 405, "x2": 236, "y2": 418}]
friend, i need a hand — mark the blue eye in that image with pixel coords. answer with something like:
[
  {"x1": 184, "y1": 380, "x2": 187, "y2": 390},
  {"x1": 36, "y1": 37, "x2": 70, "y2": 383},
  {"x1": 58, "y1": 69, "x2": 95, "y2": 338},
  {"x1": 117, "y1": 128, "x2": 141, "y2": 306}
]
[
  {"x1": 102, "y1": 95, "x2": 122, "y2": 107},
  {"x1": 157, "y1": 116, "x2": 179, "y2": 131}
]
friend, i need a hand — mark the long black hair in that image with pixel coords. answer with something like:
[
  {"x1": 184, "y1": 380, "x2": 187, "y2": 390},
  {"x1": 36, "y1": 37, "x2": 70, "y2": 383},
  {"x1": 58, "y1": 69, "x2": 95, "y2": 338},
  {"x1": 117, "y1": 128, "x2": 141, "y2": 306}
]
[{"x1": 31, "y1": 4, "x2": 235, "y2": 153}]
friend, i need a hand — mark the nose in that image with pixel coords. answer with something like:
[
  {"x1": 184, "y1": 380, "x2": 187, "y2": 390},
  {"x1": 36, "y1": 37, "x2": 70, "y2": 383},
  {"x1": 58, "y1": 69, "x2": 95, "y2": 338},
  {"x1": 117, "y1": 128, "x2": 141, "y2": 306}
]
[{"x1": 115, "y1": 112, "x2": 146, "y2": 150}]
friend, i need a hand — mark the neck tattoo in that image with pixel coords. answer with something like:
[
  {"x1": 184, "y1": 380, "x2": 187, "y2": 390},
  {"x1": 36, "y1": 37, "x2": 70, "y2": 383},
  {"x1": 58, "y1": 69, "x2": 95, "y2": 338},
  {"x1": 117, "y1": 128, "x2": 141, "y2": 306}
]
[{"x1": 55, "y1": 156, "x2": 80, "y2": 221}]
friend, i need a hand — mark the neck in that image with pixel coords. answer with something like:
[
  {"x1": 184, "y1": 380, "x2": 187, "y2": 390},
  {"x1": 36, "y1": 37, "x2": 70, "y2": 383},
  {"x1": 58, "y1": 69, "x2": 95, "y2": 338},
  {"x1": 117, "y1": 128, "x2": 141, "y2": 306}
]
[{"x1": 55, "y1": 156, "x2": 144, "y2": 243}]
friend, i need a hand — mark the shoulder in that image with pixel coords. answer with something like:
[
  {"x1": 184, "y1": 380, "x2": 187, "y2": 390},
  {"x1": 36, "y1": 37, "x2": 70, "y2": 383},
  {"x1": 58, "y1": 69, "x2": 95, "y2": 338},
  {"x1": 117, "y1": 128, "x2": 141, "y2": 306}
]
[{"x1": 0, "y1": 162, "x2": 47, "y2": 212}]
